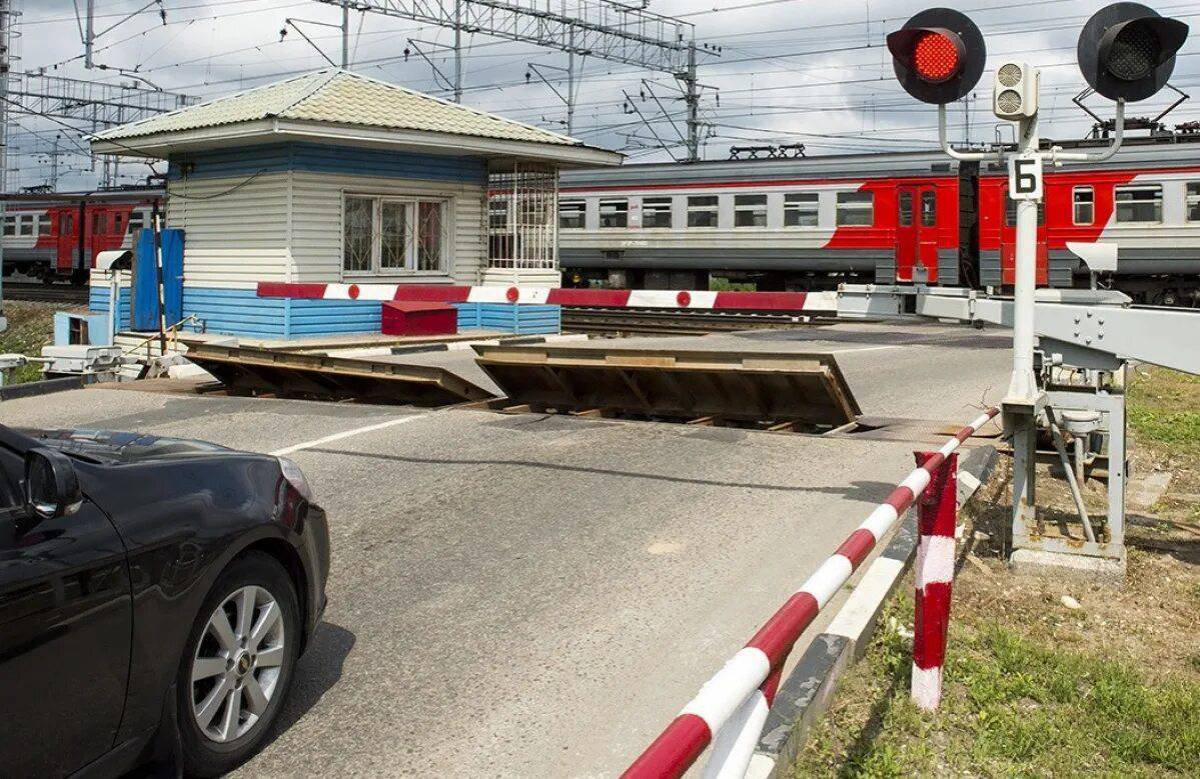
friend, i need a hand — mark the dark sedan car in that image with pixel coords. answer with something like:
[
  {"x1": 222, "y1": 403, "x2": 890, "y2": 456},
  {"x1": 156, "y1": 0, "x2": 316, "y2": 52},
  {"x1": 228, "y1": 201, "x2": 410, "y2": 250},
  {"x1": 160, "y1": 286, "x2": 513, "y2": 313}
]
[{"x1": 0, "y1": 424, "x2": 330, "y2": 778}]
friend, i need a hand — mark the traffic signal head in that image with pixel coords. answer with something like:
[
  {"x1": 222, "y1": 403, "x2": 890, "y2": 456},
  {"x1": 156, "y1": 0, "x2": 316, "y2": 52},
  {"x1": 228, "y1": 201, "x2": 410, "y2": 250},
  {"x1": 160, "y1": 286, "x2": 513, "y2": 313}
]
[
  {"x1": 1078, "y1": 2, "x2": 1189, "y2": 102},
  {"x1": 993, "y1": 62, "x2": 1040, "y2": 120},
  {"x1": 887, "y1": 8, "x2": 986, "y2": 104}
]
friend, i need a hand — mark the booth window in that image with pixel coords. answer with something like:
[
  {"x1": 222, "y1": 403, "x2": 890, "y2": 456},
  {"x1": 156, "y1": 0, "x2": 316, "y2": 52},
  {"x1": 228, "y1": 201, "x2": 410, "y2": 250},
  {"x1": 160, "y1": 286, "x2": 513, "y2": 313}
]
[
  {"x1": 1114, "y1": 184, "x2": 1162, "y2": 224},
  {"x1": 836, "y1": 191, "x2": 874, "y2": 226},
  {"x1": 642, "y1": 197, "x2": 673, "y2": 228},
  {"x1": 734, "y1": 194, "x2": 768, "y2": 227},
  {"x1": 687, "y1": 195, "x2": 719, "y2": 227},
  {"x1": 344, "y1": 194, "x2": 447, "y2": 274},
  {"x1": 558, "y1": 199, "x2": 585, "y2": 229}
]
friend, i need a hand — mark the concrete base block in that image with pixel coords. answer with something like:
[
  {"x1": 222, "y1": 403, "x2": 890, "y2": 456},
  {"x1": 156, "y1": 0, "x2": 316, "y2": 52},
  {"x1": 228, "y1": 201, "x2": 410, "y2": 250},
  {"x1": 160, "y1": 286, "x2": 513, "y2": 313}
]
[{"x1": 1009, "y1": 548, "x2": 1126, "y2": 585}]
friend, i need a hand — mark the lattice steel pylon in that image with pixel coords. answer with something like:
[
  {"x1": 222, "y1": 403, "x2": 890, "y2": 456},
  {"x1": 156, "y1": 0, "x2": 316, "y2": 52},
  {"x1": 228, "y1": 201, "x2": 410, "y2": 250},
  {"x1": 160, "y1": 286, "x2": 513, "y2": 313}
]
[{"x1": 320, "y1": 0, "x2": 713, "y2": 160}]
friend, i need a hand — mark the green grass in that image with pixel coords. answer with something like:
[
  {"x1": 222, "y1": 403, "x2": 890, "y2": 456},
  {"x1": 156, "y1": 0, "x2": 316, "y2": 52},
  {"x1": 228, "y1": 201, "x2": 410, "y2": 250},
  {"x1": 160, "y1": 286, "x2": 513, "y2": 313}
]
[
  {"x1": 1127, "y1": 369, "x2": 1200, "y2": 453},
  {"x1": 794, "y1": 595, "x2": 1200, "y2": 778},
  {"x1": 0, "y1": 302, "x2": 55, "y2": 384}
]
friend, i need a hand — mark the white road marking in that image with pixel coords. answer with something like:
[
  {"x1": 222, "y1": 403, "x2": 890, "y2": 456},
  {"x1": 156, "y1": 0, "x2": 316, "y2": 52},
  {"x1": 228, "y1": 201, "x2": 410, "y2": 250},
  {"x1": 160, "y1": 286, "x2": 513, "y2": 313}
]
[{"x1": 269, "y1": 413, "x2": 431, "y2": 456}]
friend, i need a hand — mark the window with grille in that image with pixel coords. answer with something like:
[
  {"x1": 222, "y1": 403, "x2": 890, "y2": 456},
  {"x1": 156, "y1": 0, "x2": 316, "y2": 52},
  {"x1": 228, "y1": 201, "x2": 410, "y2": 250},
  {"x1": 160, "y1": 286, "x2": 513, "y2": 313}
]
[
  {"x1": 558, "y1": 199, "x2": 585, "y2": 229},
  {"x1": 1186, "y1": 183, "x2": 1200, "y2": 222},
  {"x1": 343, "y1": 194, "x2": 447, "y2": 274},
  {"x1": 836, "y1": 191, "x2": 873, "y2": 226},
  {"x1": 1114, "y1": 185, "x2": 1162, "y2": 224},
  {"x1": 784, "y1": 192, "x2": 819, "y2": 227},
  {"x1": 1073, "y1": 187, "x2": 1095, "y2": 225},
  {"x1": 599, "y1": 199, "x2": 628, "y2": 228},
  {"x1": 734, "y1": 194, "x2": 768, "y2": 227},
  {"x1": 687, "y1": 195, "x2": 719, "y2": 227},
  {"x1": 642, "y1": 197, "x2": 673, "y2": 228}
]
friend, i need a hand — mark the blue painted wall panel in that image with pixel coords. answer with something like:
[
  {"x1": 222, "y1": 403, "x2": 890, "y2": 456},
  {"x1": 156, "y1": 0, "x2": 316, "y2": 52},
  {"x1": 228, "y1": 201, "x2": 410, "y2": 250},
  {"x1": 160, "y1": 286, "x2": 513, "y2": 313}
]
[
  {"x1": 454, "y1": 303, "x2": 561, "y2": 335},
  {"x1": 287, "y1": 298, "x2": 381, "y2": 336},
  {"x1": 182, "y1": 287, "x2": 287, "y2": 338},
  {"x1": 89, "y1": 286, "x2": 132, "y2": 331},
  {"x1": 168, "y1": 142, "x2": 488, "y2": 185}
]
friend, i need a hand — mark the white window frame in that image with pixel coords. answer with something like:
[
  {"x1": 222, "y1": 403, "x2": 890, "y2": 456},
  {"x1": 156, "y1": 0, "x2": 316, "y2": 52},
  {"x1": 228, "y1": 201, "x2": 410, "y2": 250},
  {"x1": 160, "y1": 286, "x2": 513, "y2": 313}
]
[
  {"x1": 1186, "y1": 182, "x2": 1200, "y2": 223},
  {"x1": 641, "y1": 196, "x2": 673, "y2": 229},
  {"x1": 598, "y1": 198, "x2": 629, "y2": 229},
  {"x1": 687, "y1": 195, "x2": 719, "y2": 228},
  {"x1": 17, "y1": 215, "x2": 34, "y2": 236},
  {"x1": 342, "y1": 193, "x2": 451, "y2": 276},
  {"x1": 835, "y1": 191, "x2": 874, "y2": 227},
  {"x1": 784, "y1": 192, "x2": 819, "y2": 228},
  {"x1": 1073, "y1": 186, "x2": 1095, "y2": 225},
  {"x1": 733, "y1": 194, "x2": 768, "y2": 228},
  {"x1": 558, "y1": 198, "x2": 585, "y2": 229},
  {"x1": 1114, "y1": 184, "x2": 1163, "y2": 225}
]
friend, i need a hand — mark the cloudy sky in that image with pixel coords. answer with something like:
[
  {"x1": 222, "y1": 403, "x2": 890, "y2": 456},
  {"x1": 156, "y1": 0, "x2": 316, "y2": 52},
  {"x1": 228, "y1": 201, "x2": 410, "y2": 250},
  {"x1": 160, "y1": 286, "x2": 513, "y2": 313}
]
[{"x1": 12, "y1": 0, "x2": 1200, "y2": 190}]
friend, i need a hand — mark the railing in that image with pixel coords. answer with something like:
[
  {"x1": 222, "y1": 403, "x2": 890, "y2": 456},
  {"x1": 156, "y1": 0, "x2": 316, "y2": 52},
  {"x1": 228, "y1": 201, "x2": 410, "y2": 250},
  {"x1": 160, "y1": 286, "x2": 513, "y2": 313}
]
[{"x1": 622, "y1": 407, "x2": 999, "y2": 779}]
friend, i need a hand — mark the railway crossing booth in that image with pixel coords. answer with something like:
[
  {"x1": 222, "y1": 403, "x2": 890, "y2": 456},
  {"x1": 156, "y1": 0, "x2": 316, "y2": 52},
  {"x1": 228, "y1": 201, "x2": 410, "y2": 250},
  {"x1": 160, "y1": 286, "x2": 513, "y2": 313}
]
[{"x1": 88, "y1": 68, "x2": 620, "y2": 340}]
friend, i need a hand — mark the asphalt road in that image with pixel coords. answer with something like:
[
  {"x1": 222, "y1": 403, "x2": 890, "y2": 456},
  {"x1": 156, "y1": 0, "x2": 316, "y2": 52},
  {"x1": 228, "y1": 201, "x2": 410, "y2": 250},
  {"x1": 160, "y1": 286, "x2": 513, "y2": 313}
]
[{"x1": 0, "y1": 321, "x2": 1011, "y2": 776}]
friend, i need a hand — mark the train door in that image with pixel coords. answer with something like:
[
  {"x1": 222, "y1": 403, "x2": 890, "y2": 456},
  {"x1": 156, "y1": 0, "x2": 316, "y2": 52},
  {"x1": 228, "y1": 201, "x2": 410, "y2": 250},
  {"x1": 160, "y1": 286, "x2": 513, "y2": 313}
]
[
  {"x1": 896, "y1": 184, "x2": 938, "y2": 282},
  {"x1": 55, "y1": 210, "x2": 77, "y2": 278}
]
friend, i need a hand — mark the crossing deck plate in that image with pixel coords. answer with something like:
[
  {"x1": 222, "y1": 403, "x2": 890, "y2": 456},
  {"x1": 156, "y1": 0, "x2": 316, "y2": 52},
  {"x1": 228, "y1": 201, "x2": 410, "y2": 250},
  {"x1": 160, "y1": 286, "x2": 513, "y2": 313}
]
[
  {"x1": 473, "y1": 344, "x2": 861, "y2": 427},
  {"x1": 182, "y1": 341, "x2": 495, "y2": 405}
]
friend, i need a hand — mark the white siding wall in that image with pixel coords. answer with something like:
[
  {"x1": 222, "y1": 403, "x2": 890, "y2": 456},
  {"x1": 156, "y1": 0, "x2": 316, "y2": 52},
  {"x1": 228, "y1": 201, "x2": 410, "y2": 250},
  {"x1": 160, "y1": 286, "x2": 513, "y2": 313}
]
[
  {"x1": 289, "y1": 171, "x2": 486, "y2": 285},
  {"x1": 166, "y1": 172, "x2": 292, "y2": 288}
]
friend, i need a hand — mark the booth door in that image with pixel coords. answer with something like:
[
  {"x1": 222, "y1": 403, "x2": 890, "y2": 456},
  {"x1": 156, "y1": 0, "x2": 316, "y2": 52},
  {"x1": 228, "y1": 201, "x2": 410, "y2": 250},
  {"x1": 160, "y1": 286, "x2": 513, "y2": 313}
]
[{"x1": 132, "y1": 228, "x2": 184, "y2": 332}]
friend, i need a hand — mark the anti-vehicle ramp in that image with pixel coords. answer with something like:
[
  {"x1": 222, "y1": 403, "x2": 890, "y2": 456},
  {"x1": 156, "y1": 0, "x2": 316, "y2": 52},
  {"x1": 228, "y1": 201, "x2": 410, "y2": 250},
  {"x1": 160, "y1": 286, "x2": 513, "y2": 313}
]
[
  {"x1": 472, "y1": 344, "x2": 861, "y2": 431},
  {"x1": 182, "y1": 341, "x2": 495, "y2": 405}
]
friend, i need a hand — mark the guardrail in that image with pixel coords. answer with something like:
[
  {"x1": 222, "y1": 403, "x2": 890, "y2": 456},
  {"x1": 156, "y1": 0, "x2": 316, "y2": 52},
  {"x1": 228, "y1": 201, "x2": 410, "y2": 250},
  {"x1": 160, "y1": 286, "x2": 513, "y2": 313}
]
[{"x1": 622, "y1": 407, "x2": 999, "y2": 779}]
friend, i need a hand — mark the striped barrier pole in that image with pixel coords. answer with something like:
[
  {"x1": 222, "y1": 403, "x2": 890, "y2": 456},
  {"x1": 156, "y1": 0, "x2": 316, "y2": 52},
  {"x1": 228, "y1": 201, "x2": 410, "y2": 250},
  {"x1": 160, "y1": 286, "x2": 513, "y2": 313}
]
[
  {"x1": 622, "y1": 408, "x2": 998, "y2": 779},
  {"x1": 911, "y1": 451, "x2": 959, "y2": 711}
]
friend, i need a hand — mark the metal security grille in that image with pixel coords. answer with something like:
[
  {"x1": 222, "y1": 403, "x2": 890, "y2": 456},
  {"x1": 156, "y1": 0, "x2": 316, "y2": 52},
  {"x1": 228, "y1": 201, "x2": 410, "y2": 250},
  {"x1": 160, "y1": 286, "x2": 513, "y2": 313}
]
[{"x1": 487, "y1": 164, "x2": 558, "y2": 270}]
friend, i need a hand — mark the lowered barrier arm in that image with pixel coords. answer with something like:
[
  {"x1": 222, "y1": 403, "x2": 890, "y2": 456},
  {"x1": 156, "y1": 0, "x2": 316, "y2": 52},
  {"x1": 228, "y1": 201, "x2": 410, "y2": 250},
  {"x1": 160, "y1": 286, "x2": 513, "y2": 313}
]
[{"x1": 623, "y1": 408, "x2": 998, "y2": 779}]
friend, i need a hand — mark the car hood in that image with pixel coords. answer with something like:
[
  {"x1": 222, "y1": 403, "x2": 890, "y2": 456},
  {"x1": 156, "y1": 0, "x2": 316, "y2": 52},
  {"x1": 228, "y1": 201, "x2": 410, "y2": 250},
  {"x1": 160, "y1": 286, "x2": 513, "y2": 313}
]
[{"x1": 19, "y1": 428, "x2": 233, "y2": 464}]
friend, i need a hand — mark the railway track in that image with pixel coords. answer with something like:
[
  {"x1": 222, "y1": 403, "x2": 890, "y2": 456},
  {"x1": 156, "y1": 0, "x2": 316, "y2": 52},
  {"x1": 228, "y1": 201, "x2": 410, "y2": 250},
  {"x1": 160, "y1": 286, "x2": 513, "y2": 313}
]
[
  {"x1": 561, "y1": 307, "x2": 818, "y2": 335},
  {"x1": 3, "y1": 282, "x2": 90, "y2": 305}
]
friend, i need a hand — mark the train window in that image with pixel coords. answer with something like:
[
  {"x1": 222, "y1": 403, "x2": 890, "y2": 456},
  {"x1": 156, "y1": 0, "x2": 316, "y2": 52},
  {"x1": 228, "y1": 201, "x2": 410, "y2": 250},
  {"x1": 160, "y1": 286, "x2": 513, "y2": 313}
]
[
  {"x1": 18, "y1": 215, "x2": 34, "y2": 236},
  {"x1": 734, "y1": 195, "x2": 768, "y2": 228},
  {"x1": 2, "y1": 216, "x2": 14, "y2": 236},
  {"x1": 598, "y1": 199, "x2": 628, "y2": 228},
  {"x1": 1073, "y1": 187, "x2": 1094, "y2": 225},
  {"x1": 1004, "y1": 196, "x2": 1045, "y2": 226},
  {"x1": 113, "y1": 213, "x2": 124, "y2": 235},
  {"x1": 91, "y1": 212, "x2": 104, "y2": 235},
  {"x1": 37, "y1": 216, "x2": 50, "y2": 235},
  {"x1": 61, "y1": 213, "x2": 74, "y2": 235},
  {"x1": 920, "y1": 191, "x2": 936, "y2": 227},
  {"x1": 642, "y1": 197, "x2": 673, "y2": 228},
  {"x1": 687, "y1": 196, "x2": 719, "y2": 228},
  {"x1": 836, "y1": 191, "x2": 873, "y2": 227},
  {"x1": 558, "y1": 199, "x2": 585, "y2": 229},
  {"x1": 1186, "y1": 183, "x2": 1200, "y2": 222},
  {"x1": 1114, "y1": 185, "x2": 1162, "y2": 224},
  {"x1": 898, "y1": 192, "x2": 913, "y2": 226},
  {"x1": 128, "y1": 213, "x2": 144, "y2": 236},
  {"x1": 784, "y1": 193, "x2": 819, "y2": 227}
]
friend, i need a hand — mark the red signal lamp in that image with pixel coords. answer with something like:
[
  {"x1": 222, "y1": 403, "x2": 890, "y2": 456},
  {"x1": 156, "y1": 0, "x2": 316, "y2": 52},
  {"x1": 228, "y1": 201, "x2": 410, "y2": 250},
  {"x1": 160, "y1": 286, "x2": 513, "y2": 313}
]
[{"x1": 912, "y1": 30, "x2": 962, "y2": 83}]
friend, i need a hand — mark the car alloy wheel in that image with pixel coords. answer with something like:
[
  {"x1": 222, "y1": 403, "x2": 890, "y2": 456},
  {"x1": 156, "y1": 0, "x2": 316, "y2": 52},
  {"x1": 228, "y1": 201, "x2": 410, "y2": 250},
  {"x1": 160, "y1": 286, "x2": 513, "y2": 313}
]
[{"x1": 189, "y1": 585, "x2": 286, "y2": 744}]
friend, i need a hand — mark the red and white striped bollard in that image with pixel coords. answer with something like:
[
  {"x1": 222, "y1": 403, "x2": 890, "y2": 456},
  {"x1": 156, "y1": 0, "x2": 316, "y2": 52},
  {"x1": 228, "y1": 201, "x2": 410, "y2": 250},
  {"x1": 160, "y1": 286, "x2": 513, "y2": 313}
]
[{"x1": 911, "y1": 450, "x2": 958, "y2": 711}]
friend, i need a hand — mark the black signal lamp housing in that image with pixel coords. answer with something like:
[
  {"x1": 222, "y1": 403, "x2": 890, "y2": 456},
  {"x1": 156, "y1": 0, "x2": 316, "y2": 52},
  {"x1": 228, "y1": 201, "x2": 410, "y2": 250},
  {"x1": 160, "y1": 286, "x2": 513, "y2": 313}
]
[{"x1": 886, "y1": 8, "x2": 986, "y2": 105}]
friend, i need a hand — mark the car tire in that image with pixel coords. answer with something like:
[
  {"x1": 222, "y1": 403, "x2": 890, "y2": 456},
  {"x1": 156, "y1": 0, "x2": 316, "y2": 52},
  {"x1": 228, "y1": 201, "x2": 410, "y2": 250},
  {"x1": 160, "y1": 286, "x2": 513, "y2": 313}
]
[{"x1": 176, "y1": 552, "x2": 300, "y2": 778}]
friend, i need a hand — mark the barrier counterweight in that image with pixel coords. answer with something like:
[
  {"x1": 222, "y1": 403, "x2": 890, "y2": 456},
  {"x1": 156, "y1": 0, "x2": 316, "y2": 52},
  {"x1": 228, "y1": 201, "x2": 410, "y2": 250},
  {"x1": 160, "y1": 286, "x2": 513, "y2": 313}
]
[{"x1": 623, "y1": 408, "x2": 998, "y2": 779}]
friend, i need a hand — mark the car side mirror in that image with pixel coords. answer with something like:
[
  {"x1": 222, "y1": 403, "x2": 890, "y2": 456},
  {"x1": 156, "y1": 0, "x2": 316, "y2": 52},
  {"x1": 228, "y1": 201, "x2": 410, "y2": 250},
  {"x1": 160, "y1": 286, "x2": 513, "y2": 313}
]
[{"x1": 24, "y1": 448, "x2": 83, "y2": 521}]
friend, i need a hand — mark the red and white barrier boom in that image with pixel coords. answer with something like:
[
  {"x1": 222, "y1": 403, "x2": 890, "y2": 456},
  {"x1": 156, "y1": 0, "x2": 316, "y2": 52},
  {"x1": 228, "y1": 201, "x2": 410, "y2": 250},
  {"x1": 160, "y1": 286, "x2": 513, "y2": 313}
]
[
  {"x1": 623, "y1": 408, "x2": 998, "y2": 779},
  {"x1": 911, "y1": 451, "x2": 958, "y2": 711}
]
